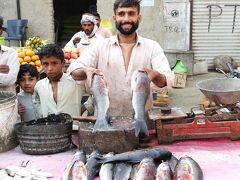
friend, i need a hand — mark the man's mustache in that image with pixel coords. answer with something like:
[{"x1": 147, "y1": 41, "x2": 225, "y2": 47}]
[{"x1": 120, "y1": 22, "x2": 134, "y2": 26}]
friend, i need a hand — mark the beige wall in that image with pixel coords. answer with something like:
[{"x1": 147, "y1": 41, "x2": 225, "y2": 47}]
[
  {"x1": 0, "y1": 0, "x2": 18, "y2": 25},
  {"x1": 0, "y1": 0, "x2": 55, "y2": 46},
  {"x1": 20, "y1": 0, "x2": 55, "y2": 43}
]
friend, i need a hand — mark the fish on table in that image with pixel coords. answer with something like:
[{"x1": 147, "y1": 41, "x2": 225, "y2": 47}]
[
  {"x1": 98, "y1": 147, "x2": 172, "y2": 164},
  {"x1": 1, "y1": 165, "x2": 53, "y2": 179},
  {"x1": 168, "y1": 155, "x2": 178, "y2": 174},
  {"x1": 62, "y1": 150, "x2": 87, "y2": 180},
  {"x1": 99, "y1": 152, "x2": 114, "y2": 180},
  {"x1": 130, "y1": 163, "x2": 139, "y2": 180},
  {"x1": 114, "y1": 162, "x2": 132, "y2": 180},
  {"x1": 133, "y1": 158, "x2": 157, "y2": 180},
  {"x1": 173, "y1": 157, "x2": 203, "y2": 180},
  {"x1": 156, "y1": 161, "x2": 173, "y2": 180},
  {"x1": 86, "y1": 150, "x2": 103, "y2": 180}
]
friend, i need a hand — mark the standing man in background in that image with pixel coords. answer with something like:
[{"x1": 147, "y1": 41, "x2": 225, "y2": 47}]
[
  {"x1": 92, "y1": 12, "x2": 113, "y2": 38},
  {"x1": 64, "y1": 13, "x2": 103, "y2": 49},
  {"x1": 0, "y1": 16, "x2": 6, "y2": 45},
  {"x1": 0, "y1": 19, "x2": 20, "y2": 93}
]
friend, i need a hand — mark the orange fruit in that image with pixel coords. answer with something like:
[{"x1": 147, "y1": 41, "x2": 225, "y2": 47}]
[
  {"x1": 31, "y1": 55, "x2": 39, "y2": 61},
  {"x1": 26, "y1": 50, "x2": 35, "y2": 57},
  {"x1": 19, "y1": 58, "x2": 24, "y2": 63},
  {"x1": 36, "y1": 66, "x2": 42, "y2": 72},
  {"x1": 16, "y1": 48, "x2": 22, "y2": 53},
  {"x1": 18, "y1": 52, "x2": 25, "y2": 58},
  {"x1": 29, "y1": 61, "x2": 35, "y2": 66},
  {"x1": 24, "y1": 56, "x2": 31, "y2": 63},
  {"x1": 21, "y1": 62, "x2": 28, "y2": 65},
  {"x1": 22, "y1": 48, "x2": 27, "y2": 53},
  {"x1": 35, "y1": 60, "x2": 41, "y2": 67}
]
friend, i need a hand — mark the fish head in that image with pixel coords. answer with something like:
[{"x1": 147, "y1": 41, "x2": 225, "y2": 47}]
[
  {"x1": 159, "y1": 161, "x2": 170, "y2": 171},
  {"x1": 174, "y1": 157, "x2": 195, "y2": 180},
  {"x1": 140, "y1": 157, "x2": 154, "y2": 164},
  {"x1": 152, "y1": 148, "x2": 172, "y2": 162},
  {"x1": 75, "y1": 150, "x2": 87, "y2": 163},
  {"x1": 74, "y1": 150, "x2": 85, "y2": 156}
]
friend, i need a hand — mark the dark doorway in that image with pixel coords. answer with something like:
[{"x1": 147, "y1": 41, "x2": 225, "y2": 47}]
[{"x1": 53, "y1": 0, "x2": 96, "y2": 47}]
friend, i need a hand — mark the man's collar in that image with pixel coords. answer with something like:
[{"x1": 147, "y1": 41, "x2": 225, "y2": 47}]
[
  {"x1": 87, "y1": 33, "x2": 95, "y2": 39},
  {"x1": 110, "y1": 33, "x2": 142, "y2": 46}
]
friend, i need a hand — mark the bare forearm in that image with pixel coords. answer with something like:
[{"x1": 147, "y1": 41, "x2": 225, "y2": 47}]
[{"x1": 151, "y1": 72, "x2": 167, "y2": 88}]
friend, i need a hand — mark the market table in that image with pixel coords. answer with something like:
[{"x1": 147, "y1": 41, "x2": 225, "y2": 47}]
[{"x1": 0, "y1": 131, "x2": 240, "y2": 180}]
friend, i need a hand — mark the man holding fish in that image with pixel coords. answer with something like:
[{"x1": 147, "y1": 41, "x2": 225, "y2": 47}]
[{"x1": 68, "y1": 0, "x2": 174, "y2": 138}]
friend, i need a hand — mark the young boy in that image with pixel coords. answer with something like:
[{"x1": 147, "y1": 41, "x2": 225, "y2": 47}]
[
  {"x1": 17, "y1": 64, "x2": 39, "y2": 121},
  {"x1": 34, "y1": 44, "x2": 84, "y2": 118}
]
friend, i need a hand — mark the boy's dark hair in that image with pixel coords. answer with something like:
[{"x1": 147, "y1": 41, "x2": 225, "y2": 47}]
[
  {"x1": 17, "y1": 64, "x2": 39, "y2": 82},
  {"x1": 39, "y1": 44, "x2": 64, "y2": 62},
  {"x1": 113, "y1": 0, "x2": 141, "y2": 14}
]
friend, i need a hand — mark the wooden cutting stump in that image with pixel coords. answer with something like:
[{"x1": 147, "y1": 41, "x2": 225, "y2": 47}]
[{"x1": 78, "y1": 117, "x2": 138, "y2": 154}]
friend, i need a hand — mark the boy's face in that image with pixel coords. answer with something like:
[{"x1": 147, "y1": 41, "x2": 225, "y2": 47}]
[
  {"x1": 19, "y1": 72, "x2": 38, "y2": 94},
  {"x1": 41, "y1": 56, "x2": 65, "y2": 81}
]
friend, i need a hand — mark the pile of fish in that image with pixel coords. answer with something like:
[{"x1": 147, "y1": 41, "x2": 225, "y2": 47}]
[
  {"x1": 0, "y1": 165, "x2": 53, "y2": 179},
  {"x1": 62, "y1": 147, "x2": 203, "y2": 180}
]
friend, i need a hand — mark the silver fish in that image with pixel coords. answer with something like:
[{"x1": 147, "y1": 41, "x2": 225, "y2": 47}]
[
  {"x1": 133, "y1": 158, "x2": 156, "y2": 180},
  {"x1": 114, "y1": 162, "x2": 132, "y2": 180},
  {"x1": 131, "y1": 71, "x2": 150, "y2": 136},
  {"x1": 62, "y1": 150, "x2": 87, "y2": 180},
  {"x1": 4, "y1": 165, "x2": 53, "y2": 179},
  {"x1": 173, "y1": 157, "x2": 203, "y2": 180},
  {"x1": 168, "y1": 155, "x2": 178, "y2": 174},
  {"x1": 86, "y1": 150, "x2": 103, "y2": 180},
  {"x1": 156, "y1": 161, "x2": 173, "y2": 180},
  {"x1": 91, "y1": 75, "x2": 110, "y2": 132},
  {"x1": 98, "y1": 148, "x2": 172, "y2": 164},
  {"x1": 99, "y1": 152, "x2": 114, "y2": 180},
  {"x1": 67, "y1": 161, "x2": 87, "y2": 180},
  {"x1": 130, "y1": 164, "x2": 139, "y2": 180}
]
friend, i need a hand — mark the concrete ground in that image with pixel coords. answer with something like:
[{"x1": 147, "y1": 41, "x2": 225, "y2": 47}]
[{"x1": 168, "y1": 71, "x2": 225, "y2": 113}]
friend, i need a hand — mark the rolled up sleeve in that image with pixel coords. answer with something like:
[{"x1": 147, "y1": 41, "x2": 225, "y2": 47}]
[{"x1": 0, "y1": 48, "x2": 20, "y2": 86}]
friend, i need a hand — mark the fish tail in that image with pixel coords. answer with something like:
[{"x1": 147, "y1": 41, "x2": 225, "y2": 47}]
[
  {"x1": 93, "y1": 119, "x2": 109, "y2": 132},
  {"x1": 135, "y1": 120, "x2": 149, "y2": 137}
]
